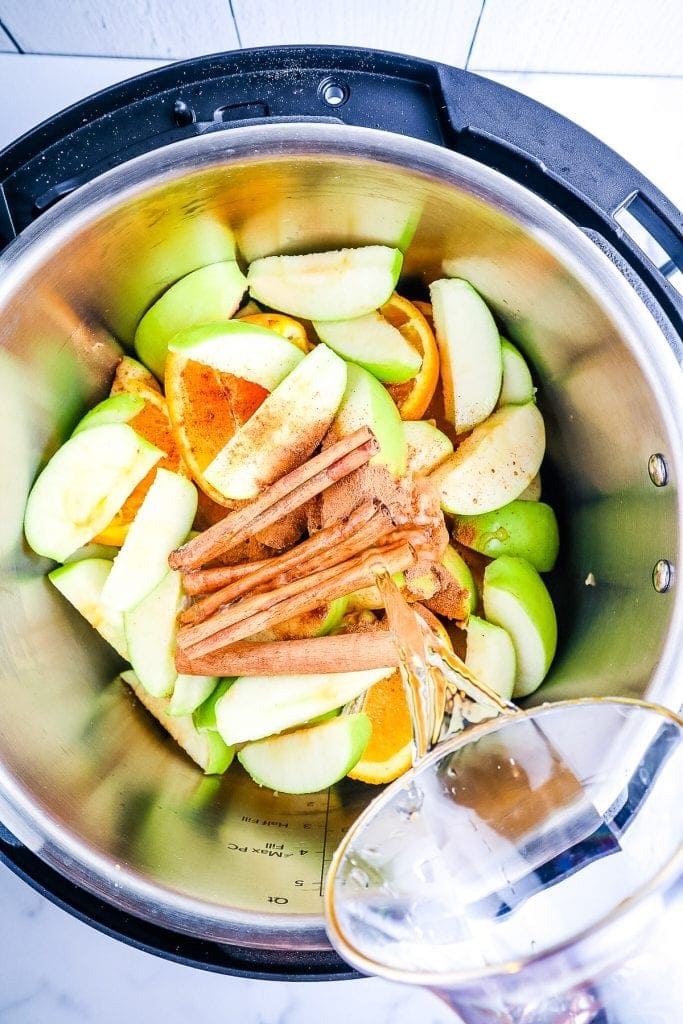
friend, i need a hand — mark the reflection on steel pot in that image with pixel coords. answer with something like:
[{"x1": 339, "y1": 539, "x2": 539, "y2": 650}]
[{"x1": 0, "y1": 47, "x2": 681, "y2": 980}]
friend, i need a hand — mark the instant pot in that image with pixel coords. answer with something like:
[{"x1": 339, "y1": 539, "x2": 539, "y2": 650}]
[{"x1": 1, "y1": 46, "x2": 682, "y2": 981}]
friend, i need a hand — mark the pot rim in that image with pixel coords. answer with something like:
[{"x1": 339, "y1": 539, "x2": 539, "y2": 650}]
[{"x1": 1, "y1": 120, "x2": 682, "y2": 951}]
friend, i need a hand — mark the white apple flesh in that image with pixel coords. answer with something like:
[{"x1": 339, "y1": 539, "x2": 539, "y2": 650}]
[
  {"x1": 49, "y1": 557, "x2": 128, "y2": 659},
  {"x1": 404, "y1": 420, "x2": 454, "y2": 476},
  {"x1": 499, "y1": 338, "x2": 535, "y2": 406},
  {"x1": 429, "y1": 402, "x2": 545, "y2": 515},
  {"x1": 24, "y1": 423, "x2": 163, "y2": 562},
  {"x1": 71, "y1": 393, "x2": 145, "y2": 435},
  {"x1": 313, "y1": 311, "x2": 422, "y2": 383},
  {"x1": 101, "y1": 467, "x2": 197, "y2": 612},
  {"x1": 134, "y1": 261, "x2": 247, "y2": 379},
  {"x1": 215, "y1": 667, "x2": 394, "y2": 746},
  {"x1": 121, "y1": 670, "x2": 234, "y2": 774},
  {"x1": 237, "y1": 713, "x2": 371, "y2": 794},
  {"x1": 429, "y1": 278, "x2": 502, "y2": 433},
  {"x1": 483, "y1": 555, "x2": 557, "y2": 698},
  {"x1": 465, "y1": 614, "x2": 516, "y2": 702},
  {"x1": 123, "y1": 568, "x2": 182, "y2": 698},
  {"x1": 167, "y1": 320, "x2": 304, "y2": 390},
  {"x1": 203, "y1": 343, "x2": 347, "y2": 501},
  {"x1": 329, "y1": 362, "x2": 407, "y2": 478},
  {"x1": 247, "y1": 246, "x2": 403, "y2": 321}
]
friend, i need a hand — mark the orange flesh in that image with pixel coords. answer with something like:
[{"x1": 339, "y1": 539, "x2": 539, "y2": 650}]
[
  {"x1": 92, "y1": 390, "x2": 183, "y2": 545},
  {"x1": 347, "y1": 669, "x2": 414, "y2": 784}
]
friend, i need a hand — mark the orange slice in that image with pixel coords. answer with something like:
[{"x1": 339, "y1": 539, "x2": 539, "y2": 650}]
[
  {"x1": 381, "y1": 294, "x2": 439, "y2": 420},
  {"x1": 347, "y1": 669, "x2": 414, "y2": 785},
  {"x1": 92, "y1": 384, "x2": 184, "y2": 545},
  {"x1": 239, "y1": 312, "x2": 311, "y2": 353},
  {"x1": 165, "y1": 351, "x2": 268, "y2": 507}
]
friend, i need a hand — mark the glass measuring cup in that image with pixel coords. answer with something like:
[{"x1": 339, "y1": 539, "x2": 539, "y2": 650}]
[{"x1": 324, "y1": 698, "x2": 683, "y2": 1023}]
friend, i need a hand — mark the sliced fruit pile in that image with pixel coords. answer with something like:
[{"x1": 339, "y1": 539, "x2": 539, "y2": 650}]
[{"x1": 24, "y1": 244, "x2": 559, "y2": 794}]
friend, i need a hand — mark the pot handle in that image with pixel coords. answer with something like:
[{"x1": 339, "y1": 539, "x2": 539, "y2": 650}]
[{"x1": 434, "y1": 65, "x2": 683, "y2": 344}]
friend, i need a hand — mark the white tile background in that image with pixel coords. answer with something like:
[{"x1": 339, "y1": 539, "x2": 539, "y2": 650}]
[{"x1": 0, "y1": 2, "x2": 682, "y2": 1022}]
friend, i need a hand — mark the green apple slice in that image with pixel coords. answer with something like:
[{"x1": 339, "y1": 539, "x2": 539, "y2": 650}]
[
  {"x1": 330, "y1": 362, "x2": 406, "y2": 478},
  {"x1": 452, "y1": 500, "x2": 559, "y2": 572},
  {"x1": 203, "y1": 343, "x2": 347, "y2": 501},
  {"x1": 349, "y1": 572, "x2": 406, "y2": 611},
  {"x1": 193, "y1": 677, "x2": 235, "y2": 732},
  {"x1": 313, "y1": 312, "x2": 422, "y2": 384},
  {"x1": 168, "y1": 674, "x2": 219, "y2": 717},
  {"x1": 101, "y1": 468, "x2": 197, "y2": 612},
  {"x1": 124, "y1": 568, "x2": 182, "y2": 697},
  {"x1": 483, "y1": 555, "x2": 557, "y2": 698},
  {"x1": 247, "y1": 246, "x2": 403, "y2": 321},
  {"x1": 121, "y1": 670, "x2": 234, "y2": 774},
  {"x1": 429, "y1": 402, "x2": 545, "y2": 515},
  {"x1": 63, "y1": 543, "x2": 119, "y2": 563},
  {"x1": 134, "y1": 261, "x2": 247, "y2": 379},
  {"x1": 429, "y1": 278, "x2": 502, "y2": 433},
  {"x1": 167, "y1": 320, "x2": 304, "y2": 390},
  {"x1": 24, "y1": 423, "x2": 163, "y2": 562},
  {"x1": 71, "y1": 393, "x2": 145, "y2": 435},
  {"x1": 49, "y1": 558, "x2": 128, "y2": 658},
  {"x1": 465, "y1": 614, "x2": 516, "y2": 702},
  {"x1": 215, "y1": 667, "x2": 394, "y2": 746},
  {"x1": 499, "y1": 338, "x2": 535, "y2": 406},
  {"x1": 410, "y1": 544, "x2": 476, "y2": 619},
  {"x1": 238, "y1": 713, "x2": 371, "y2": 794},
  {"x1": 404, "y1": 420, "x2": 454, "y2": 476}
]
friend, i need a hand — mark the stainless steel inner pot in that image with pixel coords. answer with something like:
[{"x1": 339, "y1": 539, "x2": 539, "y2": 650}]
[{"x1": 0, "y1": 122, "x2": 681, "y2": 956}]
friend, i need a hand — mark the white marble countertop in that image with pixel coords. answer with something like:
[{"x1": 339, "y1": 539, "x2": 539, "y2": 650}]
[{"x1": 1, "y1": 2, "x2": 681, "y2": 1021}]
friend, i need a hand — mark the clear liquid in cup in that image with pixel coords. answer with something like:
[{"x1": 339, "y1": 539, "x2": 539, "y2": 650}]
[{"x1": 326, "y1": 701, "x2": 683, "y2": 1023}]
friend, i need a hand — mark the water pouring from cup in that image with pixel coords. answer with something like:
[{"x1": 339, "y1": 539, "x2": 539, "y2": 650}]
[{"x1": 325, "y1": 698, "x2": 683, "y2": 1023}]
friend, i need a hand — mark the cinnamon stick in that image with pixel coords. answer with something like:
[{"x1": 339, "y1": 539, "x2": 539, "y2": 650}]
[
  {"x1": 169, "y1": 427, "x2": 377, "y2": 571},
  {"x1": 179, "y1": 501, "x2": 387, "y2": 627},
  {"x1": 182, "y1": 557, "x2": 274, "y2": 596},
  {"x1": 177, "y1": 541, "x2": 416, "y2": 658},
  {"x1": 175, "y1": 633, "x2": 400, "y2": 676}
]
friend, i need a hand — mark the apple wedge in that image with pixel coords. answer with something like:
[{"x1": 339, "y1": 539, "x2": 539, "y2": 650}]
[
  {"x1": 465, "y1": 614, "x2": 516, "y2": 702},
  {"x1": 429, "y1": 402, "x2": 545, "y2": 515},
  {"x1": 203, "y1": 343, "x2": 347, "y2": 501},
  {"x1": 499, "y1": 338, "x2": 535, "y2": 406},
  {"x1": 313, "y1": 311, "x2": 422, "y2": 384},
  {"x1": 238, "y1": 714, "x2": 371, "y2": 794},
  {"x1": 193, "y1": 677, "x2": 235, "y2": 732},
  {"x1": 110, "y1": 355, "x2": 162, "y2": 396},
  {"x1": 329, "y1": 363, "x2": 406, "y2": 478},
  {"x1": 429, "y1": 278, "x2": 502, "y2": 433},
  {"x1": 24, "y1": 423, "x2": 163, "y2": 562},
  {"x1": 247, "y1": 246, "x2": 403, "y2": 321},
  {"x1": 101, "y1": 468, "x2": 197, "y2": 612},
  {"x1": 215, "y1": 667, "x2": 394, "y2": 746},
  {"x1": 452, "y1": 499, "x2": 559, "y2": 572},
  {"x1": 71, "y1": 393, "x2": 145, "y2": 435},
  {"x1": 134, "y1": 261, "x2": 247, "y2": 379},
  {"x1": 121, "y1": 670, "x2": 234, "y2": 774},
  {"x1": 168, "y1": 674, "x2": 220, "y2": 717},
  {"x1": 167, "y1": 320, "x2": 304, "y2": 391},
  {"x1": 483, "y1": 555, "x2": 557, "y2": 698},
  {"x1": 49, "y1": 558, "x2": 128, "y2": 658},
  {"x1": 404, "y1": 420, "x2": 453, "y2": 476},
  {"x1": 124, "y1": 568, "x2": 182, "y2": 697}
]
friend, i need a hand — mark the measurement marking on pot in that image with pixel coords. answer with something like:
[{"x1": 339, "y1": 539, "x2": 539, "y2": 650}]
[{"x1": 319, "y1": 786, "x2": 332, "y2": 896}]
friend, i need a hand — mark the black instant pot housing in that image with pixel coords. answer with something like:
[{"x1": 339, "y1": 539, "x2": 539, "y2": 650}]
[{"x1": 1, "y1": 45, "x2": 682, "y2": 981}]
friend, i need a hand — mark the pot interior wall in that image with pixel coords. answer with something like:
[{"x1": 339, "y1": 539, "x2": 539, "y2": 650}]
[{"x1": 0, "y1": 131, "x2": 679, "y2": 948}]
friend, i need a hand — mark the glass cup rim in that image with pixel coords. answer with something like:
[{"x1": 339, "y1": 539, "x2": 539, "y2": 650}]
[{"x1": 324, "y1": 696, "x2": 683, "y2": 987}]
